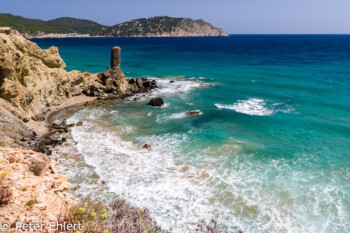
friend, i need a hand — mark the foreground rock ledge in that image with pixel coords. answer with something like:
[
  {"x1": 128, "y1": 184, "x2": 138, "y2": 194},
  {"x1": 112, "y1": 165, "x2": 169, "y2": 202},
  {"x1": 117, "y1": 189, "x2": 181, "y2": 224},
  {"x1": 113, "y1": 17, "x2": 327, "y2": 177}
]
[{"x1": 0, "y1": 147, "x2": 79, "y2": 231}]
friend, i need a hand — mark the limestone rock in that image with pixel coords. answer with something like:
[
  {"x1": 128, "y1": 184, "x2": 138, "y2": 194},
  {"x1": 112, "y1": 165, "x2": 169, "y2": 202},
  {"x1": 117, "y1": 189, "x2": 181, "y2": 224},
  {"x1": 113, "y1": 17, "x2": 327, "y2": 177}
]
[
  {"x1": 111, "y1": 46, "x2": 121, "y2": 69},
  {"x1": 0, "y1": 30, "x2": 158, "y2": 148}
]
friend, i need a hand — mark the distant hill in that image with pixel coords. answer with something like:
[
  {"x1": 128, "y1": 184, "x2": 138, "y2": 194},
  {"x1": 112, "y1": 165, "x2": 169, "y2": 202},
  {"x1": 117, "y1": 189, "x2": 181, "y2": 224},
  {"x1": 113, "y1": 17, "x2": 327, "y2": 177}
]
[
  {"x1": 46, "y1": 17, "x2": 107, "y2": 36},
  {"x1": 0, "y1": 13, "x2": 229, "y2": 38}
]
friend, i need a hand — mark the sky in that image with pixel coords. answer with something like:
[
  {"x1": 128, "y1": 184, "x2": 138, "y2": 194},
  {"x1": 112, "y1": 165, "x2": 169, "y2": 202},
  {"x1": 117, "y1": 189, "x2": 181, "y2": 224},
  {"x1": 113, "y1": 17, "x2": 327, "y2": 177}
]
[{"x1": 1, "y1": 0, "x2": 350, "y2": 34}]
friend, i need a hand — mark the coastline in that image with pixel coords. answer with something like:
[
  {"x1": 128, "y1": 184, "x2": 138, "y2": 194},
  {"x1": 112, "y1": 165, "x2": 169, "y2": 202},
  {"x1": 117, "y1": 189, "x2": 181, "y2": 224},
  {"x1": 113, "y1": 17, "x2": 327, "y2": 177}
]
[
  {"x1": 28, "y1": 35, "x2": 230, "y2": 39},
  {"x1": 0, "y1": 30, "x2": 165, "y2": 232}
]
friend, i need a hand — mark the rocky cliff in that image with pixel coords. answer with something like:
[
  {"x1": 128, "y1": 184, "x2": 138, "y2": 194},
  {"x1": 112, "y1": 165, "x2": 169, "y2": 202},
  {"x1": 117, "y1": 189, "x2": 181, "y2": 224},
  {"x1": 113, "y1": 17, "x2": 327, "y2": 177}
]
[{"x1": 0, "y1": 28, "x2": 156, "y2": 148}]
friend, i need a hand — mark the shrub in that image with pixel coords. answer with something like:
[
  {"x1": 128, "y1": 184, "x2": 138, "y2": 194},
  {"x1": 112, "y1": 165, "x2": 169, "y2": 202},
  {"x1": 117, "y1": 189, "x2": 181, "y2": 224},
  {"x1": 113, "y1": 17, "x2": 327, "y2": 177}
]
[
  {"x1": 63, "y1": 197, "x2": 163, "y2": 233},
  {"x1": 29, "y1": 160, "x2": 45, "y2": 176},
  {"x1": 0, "y1": 186, "x2": 12, "y2": 205},
  {"x1": 26, "y1": 200, "x2": 36, "y2": 206}
]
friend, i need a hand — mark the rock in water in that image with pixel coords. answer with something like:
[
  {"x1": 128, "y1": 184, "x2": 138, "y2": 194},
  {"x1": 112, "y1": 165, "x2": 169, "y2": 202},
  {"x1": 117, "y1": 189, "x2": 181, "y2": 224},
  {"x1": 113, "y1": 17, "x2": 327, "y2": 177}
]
[
  {"x1": 187, "y1": 110, "x2": 202, "y2": 115},
  {"x1": 111, "y1": 46, "x2": 121, "y2": 69},
  {"x1": 147, "y1": 97, "x2": 164, "y2": 107},
  {"x1": 142, "y1": 144, "x2": 151, "y2": 150}
]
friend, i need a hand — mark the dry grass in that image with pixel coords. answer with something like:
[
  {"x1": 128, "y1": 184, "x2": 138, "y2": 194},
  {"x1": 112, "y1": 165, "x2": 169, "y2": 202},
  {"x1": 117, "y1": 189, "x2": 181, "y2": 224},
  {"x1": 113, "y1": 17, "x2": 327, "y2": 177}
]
[{"x1": 62, "y1": 197, "x2": 163, "y2": 233}]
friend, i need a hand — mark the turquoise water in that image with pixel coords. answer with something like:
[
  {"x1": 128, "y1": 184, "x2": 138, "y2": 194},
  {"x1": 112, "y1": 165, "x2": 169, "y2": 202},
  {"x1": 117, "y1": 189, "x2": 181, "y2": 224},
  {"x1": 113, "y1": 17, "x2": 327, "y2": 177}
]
[{"x1": 33, "y1": 36, "x2": 350, "y2": 233}]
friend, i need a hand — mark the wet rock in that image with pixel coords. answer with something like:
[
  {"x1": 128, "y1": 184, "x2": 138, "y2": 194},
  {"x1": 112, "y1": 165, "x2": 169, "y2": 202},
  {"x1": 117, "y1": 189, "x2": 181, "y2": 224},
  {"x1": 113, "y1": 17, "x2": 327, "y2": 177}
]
[
  {"x1": 142, "y1": 144, "x2": 151, "y2": 150},
  {"x1": 128, "y1": 78, "x2": 136, "y2": 84},
  {"x1": 136, "y1": 78, "x2": 143, "y2": 87},
  {"x1": 170, "y1": 80, "x2": 175, "y2": 83},
  {"x1": 187, "y1": 110, "x2": 202, "y2": 116},
  {"x1": 143, "y1": 80, "x2": 151, "y2": 87},
  {"x1": 76, "y1": 121, "x2": 83, "y2": 126},
  {"x1": 147, "y1": 97, "x2": 164, "y2": 107}
]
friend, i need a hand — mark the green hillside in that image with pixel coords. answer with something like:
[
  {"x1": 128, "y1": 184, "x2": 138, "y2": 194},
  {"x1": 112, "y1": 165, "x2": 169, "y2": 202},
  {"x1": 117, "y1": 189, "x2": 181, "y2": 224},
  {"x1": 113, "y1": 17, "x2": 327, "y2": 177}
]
[
  {"x1": 0, "y1": 13, "x2": 228, "y2": 37},
  {"x1": 105, "y1": 16, "x2": 184, "y2": 36},
  {"x1": 0, "y1": 13, "x2": 61, "y2": 34},
  {"x1": 47, "y1": 17, "x2": 106, "y2": 36}
]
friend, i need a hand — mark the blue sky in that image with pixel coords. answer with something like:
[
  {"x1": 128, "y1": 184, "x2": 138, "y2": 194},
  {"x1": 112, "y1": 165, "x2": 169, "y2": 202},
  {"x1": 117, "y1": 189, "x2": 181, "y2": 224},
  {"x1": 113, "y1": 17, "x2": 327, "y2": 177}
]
[{"x1": 2, "y1": 0, "x2": 350, "y2": 34}]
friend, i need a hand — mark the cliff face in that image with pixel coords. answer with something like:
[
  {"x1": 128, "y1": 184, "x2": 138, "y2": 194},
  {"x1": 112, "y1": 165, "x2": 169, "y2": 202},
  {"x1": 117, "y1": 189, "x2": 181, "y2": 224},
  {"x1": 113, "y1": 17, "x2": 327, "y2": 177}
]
[
  {"x1": 0, "y1": 29, "x2": 156, "y2": 148},
  {"x1": 0, "y1": 30, "x2": 96, "y2": 121}
]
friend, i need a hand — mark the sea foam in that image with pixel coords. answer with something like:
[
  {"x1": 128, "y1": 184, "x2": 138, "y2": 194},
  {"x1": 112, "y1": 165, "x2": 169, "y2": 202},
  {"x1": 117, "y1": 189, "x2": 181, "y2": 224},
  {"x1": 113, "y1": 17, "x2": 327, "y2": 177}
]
[{"x1": 215, "y1": 98, "x2": 293, "y2": 116}]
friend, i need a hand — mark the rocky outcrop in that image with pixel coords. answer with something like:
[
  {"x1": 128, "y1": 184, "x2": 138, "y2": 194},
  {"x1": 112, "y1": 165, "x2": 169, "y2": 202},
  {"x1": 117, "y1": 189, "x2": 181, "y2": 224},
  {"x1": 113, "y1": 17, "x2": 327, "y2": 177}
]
[
  {"x1": 0, "y1": 147, "x2": 79, "y2": 231},
  {"x1": 0, "y1": 30, "x2": 157, "y2": 148}
]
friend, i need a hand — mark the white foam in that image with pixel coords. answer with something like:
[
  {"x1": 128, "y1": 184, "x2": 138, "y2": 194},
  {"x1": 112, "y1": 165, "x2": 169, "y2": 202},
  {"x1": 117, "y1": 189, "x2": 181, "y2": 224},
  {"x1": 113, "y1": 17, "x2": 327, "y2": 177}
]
[
  {"x1": 215, "y1": 98, "x2": 273, "y2": 116},
  {"x1": 156, "y1": 112, "x2": 187, "y2": 123},
  {"x1": 126, "y1": 77, "x2": 207, "y2": 103},
  {"x1": 215, "y1": 98, "x2": 293, "y2": 116},
  {"x1": 54, "y1": 111, "x2": 350, "y2": 233}
]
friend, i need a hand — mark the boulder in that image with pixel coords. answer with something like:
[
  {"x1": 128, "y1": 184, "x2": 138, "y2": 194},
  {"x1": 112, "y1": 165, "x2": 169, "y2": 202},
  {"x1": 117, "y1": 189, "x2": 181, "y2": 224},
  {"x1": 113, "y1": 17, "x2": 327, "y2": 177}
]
[
  {"x1": 136, "y1": 78, "x2": 143, "y2": 87},
  {"x1": 143, "y1": 80, "x2": 151, "y2": 87},
  {"x1": 128, "y1": 78, "x2": 136, "y2": 84},
  {"x1": 147, "y1": 97, "x2": 164, "y2": 107}
]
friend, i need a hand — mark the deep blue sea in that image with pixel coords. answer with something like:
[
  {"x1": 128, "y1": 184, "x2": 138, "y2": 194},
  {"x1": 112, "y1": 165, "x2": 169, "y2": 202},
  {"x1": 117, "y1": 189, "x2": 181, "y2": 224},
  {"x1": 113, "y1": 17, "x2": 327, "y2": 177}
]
[{"x1": 33, "y1": 36, "x2": 350, "y2": 233}]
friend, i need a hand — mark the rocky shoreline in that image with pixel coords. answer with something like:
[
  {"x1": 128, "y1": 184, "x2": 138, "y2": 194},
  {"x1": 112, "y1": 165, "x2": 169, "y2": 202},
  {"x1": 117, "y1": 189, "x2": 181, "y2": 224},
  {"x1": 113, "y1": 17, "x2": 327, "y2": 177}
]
[
  {"x1": 0, "y1": 29, "x2": 164, "y2": 232},
  {"x1": 0, "y1": 28, "x2": 157, "y2": 150}
]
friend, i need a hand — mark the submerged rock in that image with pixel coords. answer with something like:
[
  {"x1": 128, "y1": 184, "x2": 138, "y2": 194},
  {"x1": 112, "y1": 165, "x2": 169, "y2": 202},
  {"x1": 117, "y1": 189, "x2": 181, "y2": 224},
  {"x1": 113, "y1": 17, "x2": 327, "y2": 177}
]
[{"x1": 147, "y1": 97, "x2": 164, "y2": 107}]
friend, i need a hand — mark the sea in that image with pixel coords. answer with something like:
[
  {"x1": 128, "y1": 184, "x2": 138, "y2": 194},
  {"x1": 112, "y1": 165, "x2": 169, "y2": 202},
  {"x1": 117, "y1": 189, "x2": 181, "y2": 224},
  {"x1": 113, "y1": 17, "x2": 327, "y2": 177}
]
[{"x1": 32, "y1": 35, "x2": 350, "y2": 233}]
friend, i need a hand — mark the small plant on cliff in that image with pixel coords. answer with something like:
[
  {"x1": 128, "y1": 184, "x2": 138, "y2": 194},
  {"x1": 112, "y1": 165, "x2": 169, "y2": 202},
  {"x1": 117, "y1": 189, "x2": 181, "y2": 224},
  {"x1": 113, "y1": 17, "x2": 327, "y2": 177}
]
[
  {"x1": 29, "y1": 160, "x2": 45, "y2": 176},
  {"x1": 0, "y1": 168, "x2": 12, "y2": 206},
  {"x1": 0, "y1": 186, "x2": 12, "y2": 205},
  {"x1": 26, "y1": 200, "x2": 36, "y2": 206}
]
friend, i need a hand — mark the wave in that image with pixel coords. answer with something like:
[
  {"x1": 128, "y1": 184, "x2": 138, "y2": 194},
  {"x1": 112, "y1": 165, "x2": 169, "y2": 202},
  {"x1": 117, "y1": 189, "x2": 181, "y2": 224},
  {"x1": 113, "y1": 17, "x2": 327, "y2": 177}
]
[
  {"x1": 215, "y1": 98, "x2": 293, "y2": 116},
  {"x1": 156, "y1": 112, "x2": 187, "y2": 123},
  {"x1": 52, "y1": 108, "x2": 349, "y2": 233},
  {"x1": 127, "y1": 77, "x2": 209, "y2": 102}
]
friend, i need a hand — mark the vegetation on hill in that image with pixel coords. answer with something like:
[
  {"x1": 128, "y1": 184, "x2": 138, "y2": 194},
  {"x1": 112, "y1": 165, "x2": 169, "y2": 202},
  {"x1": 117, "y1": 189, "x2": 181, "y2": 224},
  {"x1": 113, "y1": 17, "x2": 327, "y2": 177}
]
[
  {"x1": 0, "y1": 13, "x2": 228, "y2": 37},
  {"x1": 0, "y1": 13, "x2": 61, "y2": 34},
  {"x1": 106, "y1": 16, "x2": 184, "y2": 36},
  {"x1": 47, "y1": 17, "x2": 106, "y2": 36}
]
